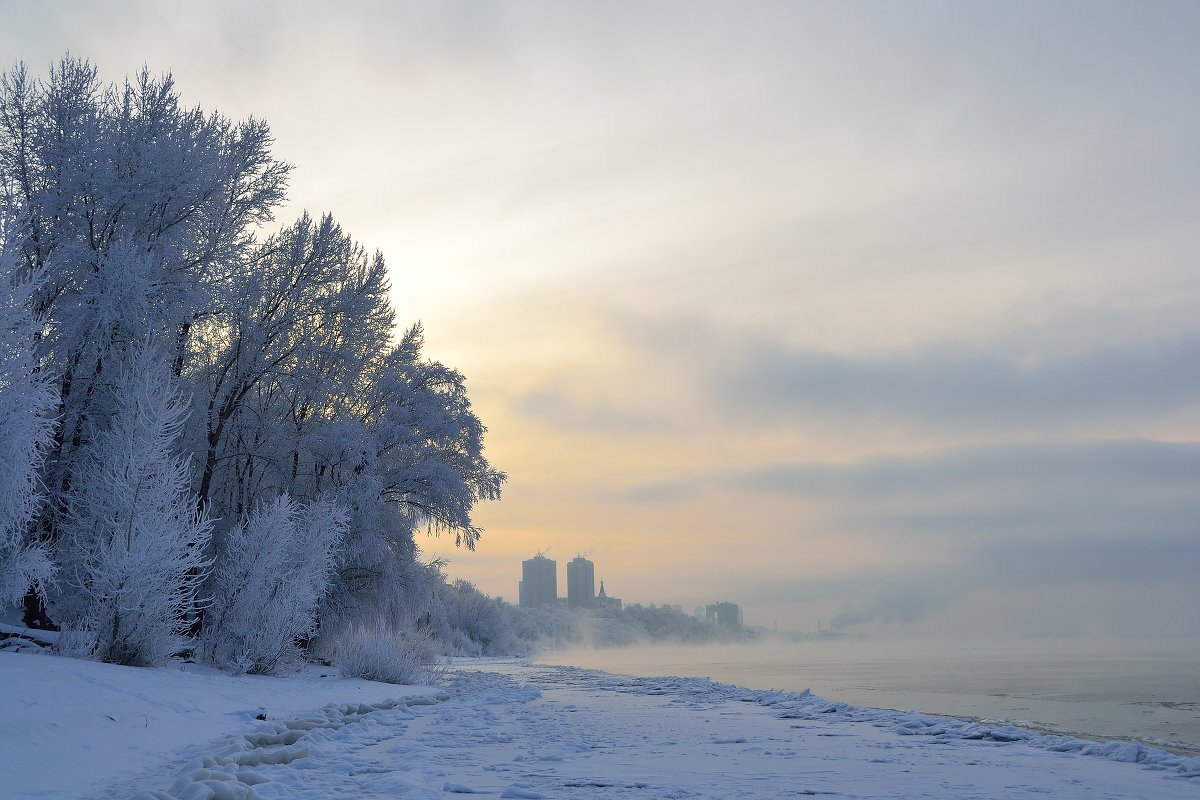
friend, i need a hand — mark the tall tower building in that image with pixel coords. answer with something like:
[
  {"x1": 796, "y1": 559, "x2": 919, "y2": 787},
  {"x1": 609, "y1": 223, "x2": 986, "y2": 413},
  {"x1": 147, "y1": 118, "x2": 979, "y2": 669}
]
[
  {"x1": 518, "y1": 553, "x2": 557, "y2": 609},
  {"x1": 706, "y1": 602, "x2": 743, "y2": 630},
  {"x1": 566, "y1": 555, "x2": 595, "y2": 609}
]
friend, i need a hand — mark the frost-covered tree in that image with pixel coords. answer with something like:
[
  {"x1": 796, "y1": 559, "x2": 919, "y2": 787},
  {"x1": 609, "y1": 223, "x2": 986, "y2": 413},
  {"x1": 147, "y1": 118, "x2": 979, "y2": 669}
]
[
  {"x1": 316, "y1": 326, "x2": 506, "y2": 627},
  {"x1": 189, "y1": 227, "x2": 504, "y2": 630},
  {"x1": 359, "y1": 325, "x2": 506, "y2": 550},
  {"x1": 202, "y1": 494, "x2": 346, "y2": 675},
  {"x1": 319, "y1": 480, "x2": 433, "y2": 629},
  {"x1": 2, "y1": 55, "x2": 507, "y2": 656},
  {"x1": 0, "y1": 240, "x2": 57, "y2": 610},
  {"x1": 190, "y1": 213, "x2": 392, "y2": 520},
  {"x1": 57, "y1": 346, "x2": 212, "y2": 666},
  {"x1": 0, "y1": 56, "x2": 288, "y2": 547}
]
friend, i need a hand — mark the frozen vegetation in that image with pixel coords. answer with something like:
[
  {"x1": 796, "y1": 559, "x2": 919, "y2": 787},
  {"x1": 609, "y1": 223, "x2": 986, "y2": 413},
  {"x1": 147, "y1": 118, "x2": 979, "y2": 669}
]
[{"x1": 0, "y1": 55, "x2": 515, "y2": 668}]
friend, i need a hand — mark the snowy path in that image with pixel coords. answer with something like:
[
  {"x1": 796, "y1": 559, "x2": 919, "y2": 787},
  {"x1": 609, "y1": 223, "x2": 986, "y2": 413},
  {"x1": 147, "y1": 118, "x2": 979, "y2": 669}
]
[{"x1": 127, "y1": 660, "x2": 1200, "y2": 800}]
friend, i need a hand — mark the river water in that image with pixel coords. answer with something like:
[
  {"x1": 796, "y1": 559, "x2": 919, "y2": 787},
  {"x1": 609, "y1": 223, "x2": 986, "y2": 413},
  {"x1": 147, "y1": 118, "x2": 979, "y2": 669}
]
[{"x1": 535, "y1": 639, "x2": 1200, "y2": 755}]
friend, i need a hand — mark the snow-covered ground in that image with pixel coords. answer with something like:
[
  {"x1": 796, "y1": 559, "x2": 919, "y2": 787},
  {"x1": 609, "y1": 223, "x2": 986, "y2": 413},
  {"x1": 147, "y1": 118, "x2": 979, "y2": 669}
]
[{"x1": 1, "y1": 647, "x2": 1198, "y2": 799}]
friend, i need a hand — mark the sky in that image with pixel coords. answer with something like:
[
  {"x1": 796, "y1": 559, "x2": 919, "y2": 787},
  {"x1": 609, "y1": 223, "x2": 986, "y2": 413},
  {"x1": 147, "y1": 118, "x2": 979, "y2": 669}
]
[{"x1": 4, "y1": 0, "x2": 1198, "y2": 640}]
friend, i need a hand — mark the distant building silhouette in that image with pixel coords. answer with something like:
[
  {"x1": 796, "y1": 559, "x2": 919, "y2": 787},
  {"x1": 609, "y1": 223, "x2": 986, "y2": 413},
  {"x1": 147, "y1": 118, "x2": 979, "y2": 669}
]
[
  {"x1": 596, "y1": 580, "x2": 622, "y2": 612},
  {"x1": 706, "y1": 602, "x2": 742, "y2": 630},
  {"x1": 519, "y1": 553, "x2": 557, "y2": 609},
  {"x1": 567, "y1": 555, "x2": 595, "y2": 609}
]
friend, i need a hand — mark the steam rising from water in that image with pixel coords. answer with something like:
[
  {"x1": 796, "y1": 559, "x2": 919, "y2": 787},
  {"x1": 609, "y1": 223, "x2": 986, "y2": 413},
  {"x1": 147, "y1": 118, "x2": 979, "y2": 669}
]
[{"x1": 537, "y1": 638, "x2": 1200, "y2": 753}]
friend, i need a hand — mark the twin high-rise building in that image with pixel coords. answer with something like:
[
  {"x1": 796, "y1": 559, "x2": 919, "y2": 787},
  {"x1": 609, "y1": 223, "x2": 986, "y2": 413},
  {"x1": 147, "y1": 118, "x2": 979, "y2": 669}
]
[
  {"x1": 518, "y1": 553, "x2": 557, "y2": 609},
  {"x1": 567, "y1": 556, "x2": 595, "y2": 609},
  {"x1": 706, "y1": 602, "x2": 743, "y2": 630},
  {"x1": 519, "y1": 553, "x2": 735, "y2": 623},
  {"x1": 519, "y1": 553, "x2": 601, "y2": 610}
]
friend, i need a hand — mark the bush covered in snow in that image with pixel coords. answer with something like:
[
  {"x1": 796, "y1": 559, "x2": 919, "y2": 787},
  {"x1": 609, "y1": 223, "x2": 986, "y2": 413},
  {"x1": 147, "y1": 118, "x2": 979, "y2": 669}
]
[
  {"x1": 427, "y1": 579, "x2": 525, "y2": 656},
  {"x1": 335, "y1": 623, "x2": 445, "y2": 685},
  {"x1": 56, "y1": 348, "x2": 212, "y2": 667},
  {"x1": 618, "y1": 603, "x2": 726, "y2": 643},
  {"x1": 202, "y1": 495, "x2": 346, "y2": 675}
]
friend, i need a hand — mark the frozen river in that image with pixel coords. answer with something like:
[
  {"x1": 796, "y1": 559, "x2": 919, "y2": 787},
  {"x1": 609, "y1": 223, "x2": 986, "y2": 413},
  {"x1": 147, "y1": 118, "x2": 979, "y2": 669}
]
[{"x1": 536, "y1": 639, "x2": 1200, "y2": 754}]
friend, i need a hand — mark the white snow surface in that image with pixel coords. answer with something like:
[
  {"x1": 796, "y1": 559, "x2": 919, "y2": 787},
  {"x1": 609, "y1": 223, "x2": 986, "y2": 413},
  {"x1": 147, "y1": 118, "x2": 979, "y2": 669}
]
[{"x1": 2, "y1": 649, "x2": 1198, "y2": 799}]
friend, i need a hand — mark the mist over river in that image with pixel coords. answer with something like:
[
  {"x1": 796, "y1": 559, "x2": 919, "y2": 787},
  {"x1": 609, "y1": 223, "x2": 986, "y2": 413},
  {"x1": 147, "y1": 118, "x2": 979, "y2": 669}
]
[{"x1": 536, "y1": 639, "x2": 1200, "y2": 755}]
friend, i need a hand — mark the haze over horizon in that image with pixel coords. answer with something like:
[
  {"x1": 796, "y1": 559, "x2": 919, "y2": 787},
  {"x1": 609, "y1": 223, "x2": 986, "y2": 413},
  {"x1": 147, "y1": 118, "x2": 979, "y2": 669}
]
[{"x1": 6, "y1": 1, "x2": 1198, "y2": 640}]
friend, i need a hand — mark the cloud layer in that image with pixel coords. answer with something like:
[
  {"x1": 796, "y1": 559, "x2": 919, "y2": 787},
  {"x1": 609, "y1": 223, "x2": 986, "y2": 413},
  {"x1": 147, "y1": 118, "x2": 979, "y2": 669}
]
[{"x1": 7, "y1": 2, "x2": 1199, "y2": 639}]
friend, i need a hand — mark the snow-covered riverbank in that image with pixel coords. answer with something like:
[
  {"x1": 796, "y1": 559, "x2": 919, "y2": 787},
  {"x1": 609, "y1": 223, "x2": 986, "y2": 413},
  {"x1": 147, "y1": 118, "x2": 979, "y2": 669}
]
[{"x1": 1, "y1": 650, "x2": 1197, "y2": 799}]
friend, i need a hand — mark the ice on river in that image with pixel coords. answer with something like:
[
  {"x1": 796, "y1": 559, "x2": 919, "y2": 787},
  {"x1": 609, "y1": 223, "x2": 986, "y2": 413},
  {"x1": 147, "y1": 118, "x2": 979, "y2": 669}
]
[{"x1": 1, "y1": 650, "x2": 1198, "y2": 799}]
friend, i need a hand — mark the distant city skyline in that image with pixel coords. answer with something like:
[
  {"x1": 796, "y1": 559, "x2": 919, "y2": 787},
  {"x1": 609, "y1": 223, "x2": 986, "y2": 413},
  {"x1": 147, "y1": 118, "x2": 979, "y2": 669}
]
[{"x1": 516, "y1": 551, "x2": 731, "y2": 622}]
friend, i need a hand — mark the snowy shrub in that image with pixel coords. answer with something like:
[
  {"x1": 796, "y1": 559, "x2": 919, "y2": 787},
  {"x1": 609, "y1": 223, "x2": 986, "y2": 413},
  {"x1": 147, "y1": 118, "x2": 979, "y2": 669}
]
[
  {"x1": 320, "y1": 487, "x2": 433, "y2": 631},
  {"x1": 620, "y1": 603, "x2": 719, "y2": 643},
  {"x1": 424, "y1": 578, "x2": 529, "y2": 657},
  {"x1": 0, "y1": 251, "x2": 58, "y2": 611},
  {"x1": 52, "y1": 628, "x2": 97, "y2": 660},
  {"x1": 203, "y1": 495, "x2": 346, "y2": 675},
  {"x1": 504, "y1": 603, "x2": 581, "y2": 653},
  {"x1": 336, "y1": 623, "x2": 445, "y2": 685},
  {"x1": 57, "y1": 347, "x2": 212, "y2": 667}
]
